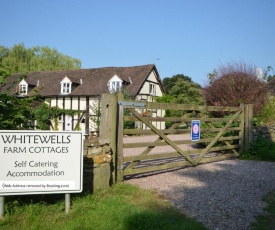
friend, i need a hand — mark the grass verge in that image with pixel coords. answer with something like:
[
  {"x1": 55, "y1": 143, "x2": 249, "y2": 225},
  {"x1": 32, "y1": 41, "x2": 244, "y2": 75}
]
[
  {"x1": 0, "y1": 183, "x2": 207, "y2": 230},
  {"x1": 240, "y1": 137, "x2": 275, "y2": 161},
  {"x1": 240, "y1": 137, "x2": 275, "y2": 229},
  {"x1": 251, "y1": 191, "x2": 275, "y2": 230}
]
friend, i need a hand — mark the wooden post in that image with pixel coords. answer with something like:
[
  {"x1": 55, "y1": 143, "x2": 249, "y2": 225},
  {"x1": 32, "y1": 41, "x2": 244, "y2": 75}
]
[
  {"x1": 244, "y1": 104, "x2": 253, "y2": 151},
  {"x1": 85, "y1": 96, "x2": 90, "y2": 139},
  {"x1": 100, "y1": 94, "x2": 118, "y2": 184},
  {"x1": 116, "y1": 92, "x2": 124, "y2": 182},
  {"x1": 117, "y1": 103, "x2": 124, "y2": 182},
  {"x1": 117, "y1": 91, "x2": 124, "y2": 101},
  {"x1": 239, "y1": 104, "x2": 245, "y2": 153}
]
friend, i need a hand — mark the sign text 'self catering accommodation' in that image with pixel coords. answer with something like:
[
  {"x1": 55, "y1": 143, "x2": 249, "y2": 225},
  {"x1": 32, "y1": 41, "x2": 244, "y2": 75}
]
[{"x1": 0, "y1": 131, "x2": 83, "y2": 196}]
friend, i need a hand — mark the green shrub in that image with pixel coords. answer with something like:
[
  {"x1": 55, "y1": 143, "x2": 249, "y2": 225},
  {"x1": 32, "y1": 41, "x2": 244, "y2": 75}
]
[
  {"x1": 200, "y1": 115, "x2": 240, "y2": 146},
  {"x1": 240, "y1": 137, "x2": 275, "y2": 161},
  {"x1": 251, "y1": 192, "x2": 275, "y2": 229},
  {"x1": 254, "y1": 96, "x2": 275, "y2": 125}
]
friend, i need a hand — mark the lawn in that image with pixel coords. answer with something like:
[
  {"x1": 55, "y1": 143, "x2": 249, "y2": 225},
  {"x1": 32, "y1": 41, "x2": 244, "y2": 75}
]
[{"x1": 0, "y1": 183, "x2": 207, "y2": 230}]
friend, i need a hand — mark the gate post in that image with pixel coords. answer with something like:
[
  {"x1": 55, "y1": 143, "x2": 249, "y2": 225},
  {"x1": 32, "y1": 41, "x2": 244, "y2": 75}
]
[
  {"x1": 244, "y1": 104, "x2": 253, "y2": 151},
  {"x1": 100, "y1": 93, "x2": 118, "y2": 185},
  {"x1": 239, "y1": 104, "x2": 245, "y2": 153},
  {"x1": 116, "y1": 103, "x2": 124, "y2": 182}
]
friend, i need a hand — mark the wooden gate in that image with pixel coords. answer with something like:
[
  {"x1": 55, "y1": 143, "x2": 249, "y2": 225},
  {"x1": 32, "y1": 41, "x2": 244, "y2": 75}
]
[{"x1": 99, "y1": 94, "x2": 253, "y2": 182}]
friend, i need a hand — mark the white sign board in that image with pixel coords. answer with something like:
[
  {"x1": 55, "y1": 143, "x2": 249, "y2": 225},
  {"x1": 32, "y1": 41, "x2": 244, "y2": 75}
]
[{"x1": 0, "y1": 131, "x2": 83, "y2": 195}]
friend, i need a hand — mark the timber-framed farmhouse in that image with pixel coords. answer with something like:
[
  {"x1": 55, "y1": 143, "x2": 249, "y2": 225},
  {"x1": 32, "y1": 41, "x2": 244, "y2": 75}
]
[{"x1": 1, "y1": 64, "x2": 164, "y2": 135}]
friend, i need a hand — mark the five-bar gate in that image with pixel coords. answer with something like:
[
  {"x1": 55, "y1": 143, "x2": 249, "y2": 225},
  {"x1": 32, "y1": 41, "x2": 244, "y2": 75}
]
[{"x1": 99, "y1": 94, "x2": 253, "y2": 182}]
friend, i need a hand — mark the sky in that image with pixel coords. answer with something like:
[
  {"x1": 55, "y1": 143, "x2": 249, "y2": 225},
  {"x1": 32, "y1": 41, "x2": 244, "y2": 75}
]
[{"x1": 1, "y1": 0, "x2": 274, "y2": 85}]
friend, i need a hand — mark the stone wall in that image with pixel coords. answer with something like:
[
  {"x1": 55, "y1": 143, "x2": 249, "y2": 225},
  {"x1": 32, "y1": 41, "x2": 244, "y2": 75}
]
[
  {"x1": 83, "y1": 138, "x2": 112, "y2": 193},
  {"x1": 253, "y1": 123, "x2": 275, "y2": 142}
]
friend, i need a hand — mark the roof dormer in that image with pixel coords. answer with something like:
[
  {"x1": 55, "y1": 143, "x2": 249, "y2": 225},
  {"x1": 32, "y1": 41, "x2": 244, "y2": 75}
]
[
  {"x1": 60, "y1": 76, "x2": 72, "y2": 94},
  {"x1": 107, "y1": 74, "x2": 123, "y2": 94},
  {"x1": 17, "y1": 79, "x2": 28, "y2": 95}
]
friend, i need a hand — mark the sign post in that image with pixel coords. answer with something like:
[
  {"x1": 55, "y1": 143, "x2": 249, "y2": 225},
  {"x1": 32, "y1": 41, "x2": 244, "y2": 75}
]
[
  {"x1": 0, "y1": 131, "x2": 83, "y2": 215},
  {"x1": 65, "y1": 193, "x2": 71, "y2": 214},
  {"x1": 0, "y1": 196, "x2": 4, "y2": 219},
  {"x1": 191, "y1": 120, "x2": 200, "y2": 141}
]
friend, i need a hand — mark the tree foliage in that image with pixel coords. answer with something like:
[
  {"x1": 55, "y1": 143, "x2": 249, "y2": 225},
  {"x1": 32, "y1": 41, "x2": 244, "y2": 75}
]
[
  {"x1": 0, "y1": 43, "x2": 82, "y2": 130},
  {"x1": 158, "y1": 74, "x2": 204, "y2": 105},
  {"x1": 0, "y1": 43, "x2": 81, "y2": 78},
  {"x1": 157, "y1": 74, "x2": 204, "y2": 128},
  {"x1": 0, "y1": 93, "x2": 82, "y2": 130},
  {"x1": 0, "y1": 93, "x2": 35, "y2": 129},
  {"x1": 162, "y1": 74, "x2": 200, "y2": 94},
  {"x1": 265, "y1": 66, "x2": 275, "y2": 82},
  {"x1": 203, "y1": 62, "x2": 268, "y2": 115},
  {"x1": 207, "y1": 69, "x2": 218, "y2": 84}
]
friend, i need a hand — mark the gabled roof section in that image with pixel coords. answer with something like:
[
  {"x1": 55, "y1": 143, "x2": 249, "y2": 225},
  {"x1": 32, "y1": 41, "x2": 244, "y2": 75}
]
[
  {"x1": 60, "y1": 76, "x2": 72, "y2": 84},
  {"x1": 108, "y1": 74, "x2": 123, "y2": 83},
  {"x1": 0, "y1": 64, "x2": 161, "y2": 97},
  {"x1": 19, "y1": 79, "x2": 28, "y2": 85},
  {"x1": 60, "y1": 75, "x2": 82, "y2": 87}
]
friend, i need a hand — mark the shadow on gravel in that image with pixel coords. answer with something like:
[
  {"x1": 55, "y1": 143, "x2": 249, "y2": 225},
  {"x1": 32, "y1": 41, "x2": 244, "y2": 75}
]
[{"x1": 126, "y1": 160, "x2": 275, "y2": 230}]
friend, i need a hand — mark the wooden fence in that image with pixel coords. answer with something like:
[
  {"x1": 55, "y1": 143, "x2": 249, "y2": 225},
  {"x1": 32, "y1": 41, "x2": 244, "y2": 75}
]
[{"x1": 100, "y1": 94, "x2": 253, "y2": 182}]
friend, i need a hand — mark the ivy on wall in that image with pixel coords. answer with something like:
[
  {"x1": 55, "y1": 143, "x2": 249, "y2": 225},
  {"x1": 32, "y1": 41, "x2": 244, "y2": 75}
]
[{"x1": 33, "y1": 102, "x2": 83, "y2": 130}]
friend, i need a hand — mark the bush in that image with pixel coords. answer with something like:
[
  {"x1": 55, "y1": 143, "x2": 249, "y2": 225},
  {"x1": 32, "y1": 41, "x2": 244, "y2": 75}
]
[
  {"x1": 254, "y1": 96, "x2": 275, "y2": 125},
  {"x1": 203, "y1": 62, "x2": 268, "y2": 115},
  {"x1": 240, "y1": 137, "x2": 275, "y2": 161},
  {"x1": 200, "y1": 115, "x2": 240, "y2": 146}
]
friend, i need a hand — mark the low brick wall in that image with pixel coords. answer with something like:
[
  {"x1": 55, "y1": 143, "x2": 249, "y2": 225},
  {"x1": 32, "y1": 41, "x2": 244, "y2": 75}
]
[
  {"x1": 253, "y1": 123, "x2": 275, "y2": 142},
  {"x1": 83, "y1": 138, "x2": 112, "y2": 193}
]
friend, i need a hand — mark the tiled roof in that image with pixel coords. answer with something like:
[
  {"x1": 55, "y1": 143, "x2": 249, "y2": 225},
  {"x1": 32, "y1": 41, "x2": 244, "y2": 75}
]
[{"x1": 0, "y1": 64, "x2": 161, "y2": 97}]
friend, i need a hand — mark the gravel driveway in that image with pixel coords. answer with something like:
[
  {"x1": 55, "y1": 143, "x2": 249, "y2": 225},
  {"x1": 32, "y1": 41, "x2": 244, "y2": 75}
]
[{"x1": 126, "y1": 159, "x2": 275, "y2": 230}]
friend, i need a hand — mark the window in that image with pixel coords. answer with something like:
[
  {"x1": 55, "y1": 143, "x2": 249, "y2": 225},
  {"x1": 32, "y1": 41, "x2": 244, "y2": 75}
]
[
  {"x1": 58, "y1": 115, "x2": 63, "y2": 122},
  {"x1": 19, "y1": 84, "x2": 27, "y2": 94},
  {"x1": 107, "y1": 75, "x2": 123, "y2": 94},
  {"x1": 60, "y1": 77, "x2": 72, "y2": 94},
  {"x1": 62, "y1": 82, "x2": 71, "y2": 94},
  {"x1": 108, "y1": 81, "x2": 122, "y2": 93},
  {"x1": 18, "y1": 79, "x2": 28, "y2": 95},
  {"x1": 149, "y1": 83, "x2": 155, "y2": 95}
]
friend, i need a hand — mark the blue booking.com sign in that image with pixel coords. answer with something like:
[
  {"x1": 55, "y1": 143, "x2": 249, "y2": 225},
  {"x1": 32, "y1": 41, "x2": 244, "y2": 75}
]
[{"x1": 191, "y1": 120, "x2": 200, "y2": 141}]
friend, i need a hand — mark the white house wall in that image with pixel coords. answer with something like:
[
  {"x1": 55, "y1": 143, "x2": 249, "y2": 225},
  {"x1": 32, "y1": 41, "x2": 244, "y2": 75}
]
[
  {"x1": 49, "y1": 96, "x2": 100, "y2": 135},
  {"x1": 44, "y1": 69, "x2": 165, "y2": 135},
  {"x1": 138, "y1": 71, "x2": 162, "y2": 97},
  {"x1": 134, "y1": 70, "x2": 165, "y2": 130}
]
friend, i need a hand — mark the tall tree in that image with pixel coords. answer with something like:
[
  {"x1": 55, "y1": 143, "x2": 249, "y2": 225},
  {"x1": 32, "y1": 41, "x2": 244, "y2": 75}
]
[
  {"x1": 0, "y1": 43, "x2": 82, "y2": 129},
  {"x1": 157, "y1": 74, "x2": 204, "y2": 128},
  {"x1": 0, "y1": 43, "x2": 81, "y2": 78},
  {"x1": 162, "y1": 74, "x2": 200, "y2": 94},
  {"x1": 159, "y1": 74, "x2": 204, "y2": 105}
]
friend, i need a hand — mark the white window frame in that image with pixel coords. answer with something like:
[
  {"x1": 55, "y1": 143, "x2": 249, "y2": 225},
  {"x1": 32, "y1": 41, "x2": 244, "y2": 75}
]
[
  {"x1": 18, "y1": 79, "x2": 28, "y2": 95},
  {"x1": 62, "y1": 82, "x2": 71, "y2": 94},
  {"x1": 60, "y1": 77, "x2": 72, "y2": 94},
  {"x1": 108, "y1": 81, "x2": 122, "y2": 93},
  {"x1": 107, "y1": 75, "x2": 123, "y2": 94},
  {"x1": 149, "y1": 83, "x2": 155, "y2": 96}
]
